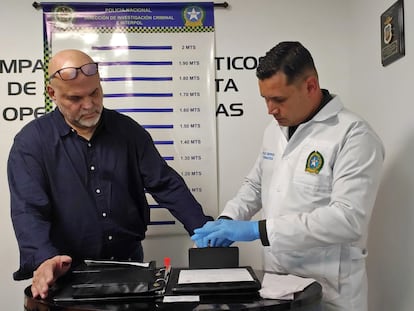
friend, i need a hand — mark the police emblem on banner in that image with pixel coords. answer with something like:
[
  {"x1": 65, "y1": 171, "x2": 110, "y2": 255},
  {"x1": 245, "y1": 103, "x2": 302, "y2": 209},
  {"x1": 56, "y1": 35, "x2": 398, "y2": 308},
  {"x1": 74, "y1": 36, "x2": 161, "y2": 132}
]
[
  {"x1": 53, "y1": 5, "x2": 75, "y2": 27},
  {"x1": 183, "y1": 6, "x2": 205, "y2": 27},
  {"x1": 305, "y1": 151, "x2": 324, "y2": 174}
]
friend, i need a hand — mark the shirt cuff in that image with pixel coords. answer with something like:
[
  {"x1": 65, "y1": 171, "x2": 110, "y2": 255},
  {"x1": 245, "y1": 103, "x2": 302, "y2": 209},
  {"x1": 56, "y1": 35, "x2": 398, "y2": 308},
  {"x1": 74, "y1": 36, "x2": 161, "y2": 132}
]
[
  {"x1": 13, "y1": 268, "x2": 33, "y2": 281},
  {"x1": 259, "y1": 219, "x2": 270, "y2": 246}
]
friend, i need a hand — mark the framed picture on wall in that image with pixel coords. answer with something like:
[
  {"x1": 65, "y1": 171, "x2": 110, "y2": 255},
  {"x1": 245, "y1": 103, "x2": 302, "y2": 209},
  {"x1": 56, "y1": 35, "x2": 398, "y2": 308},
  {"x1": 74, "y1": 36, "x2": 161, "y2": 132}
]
[{"x1": 380, "y1": 0, "x2": 405, "y2": 66}]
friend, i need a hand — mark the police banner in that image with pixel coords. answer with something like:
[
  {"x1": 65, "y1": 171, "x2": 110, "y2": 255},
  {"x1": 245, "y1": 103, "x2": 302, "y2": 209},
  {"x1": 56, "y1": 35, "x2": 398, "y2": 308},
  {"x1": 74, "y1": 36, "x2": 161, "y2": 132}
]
[{"x1": 41, "y1": 2, "x2": 218, "y2": 235}]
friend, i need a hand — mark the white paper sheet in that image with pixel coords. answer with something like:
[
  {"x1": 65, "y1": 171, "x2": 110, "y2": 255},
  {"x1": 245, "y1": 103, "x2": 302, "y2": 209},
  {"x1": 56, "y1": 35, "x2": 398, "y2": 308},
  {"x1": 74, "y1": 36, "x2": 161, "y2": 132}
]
[
  {"x1": 178, "y1": 268, "x2": 254, "y2": 284},
  {"x1": 259, "y1": 273, "x2": 315, "y2": 300},
  {"x1": 84, "y1": 259, "x2": 150, "y2": 268},
  {"x1": 163, "y1": 295, "x2": 200, "y2": 302}
]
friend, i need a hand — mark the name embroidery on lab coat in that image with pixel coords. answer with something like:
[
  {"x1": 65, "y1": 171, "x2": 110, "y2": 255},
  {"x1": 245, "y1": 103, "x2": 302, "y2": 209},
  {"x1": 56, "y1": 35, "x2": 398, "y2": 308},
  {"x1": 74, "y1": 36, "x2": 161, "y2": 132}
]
[
  {"x1": 262, "y1": 151, "x2": 274, "y2": 160},
  {"x1": 305, "y1": 150, "x2": 324, "y2": 174}
]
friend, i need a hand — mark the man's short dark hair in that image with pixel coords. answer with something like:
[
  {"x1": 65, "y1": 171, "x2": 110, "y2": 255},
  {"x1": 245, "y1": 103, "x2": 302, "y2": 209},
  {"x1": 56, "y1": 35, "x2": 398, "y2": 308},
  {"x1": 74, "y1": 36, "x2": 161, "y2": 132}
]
[{"x1": 256, "y1": 41, "x2": 317, "y2": 84}]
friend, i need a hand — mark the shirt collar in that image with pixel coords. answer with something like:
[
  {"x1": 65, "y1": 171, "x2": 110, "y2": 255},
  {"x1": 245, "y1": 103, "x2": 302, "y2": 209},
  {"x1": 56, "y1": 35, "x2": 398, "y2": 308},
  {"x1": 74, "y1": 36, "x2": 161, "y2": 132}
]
[
  {"x1": 304, "y1": 88, "x2": 333, "y2": 122},
  {"x1": 51, "y1": 108, "x2": 72, "y2": 137}
]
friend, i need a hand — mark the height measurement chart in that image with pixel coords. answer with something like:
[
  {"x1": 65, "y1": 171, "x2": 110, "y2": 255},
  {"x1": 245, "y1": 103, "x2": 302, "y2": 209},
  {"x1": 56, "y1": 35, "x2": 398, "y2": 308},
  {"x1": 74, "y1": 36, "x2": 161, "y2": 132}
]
[{"x1": 41, "y1": 2, "x2": 218, "y2": 235}]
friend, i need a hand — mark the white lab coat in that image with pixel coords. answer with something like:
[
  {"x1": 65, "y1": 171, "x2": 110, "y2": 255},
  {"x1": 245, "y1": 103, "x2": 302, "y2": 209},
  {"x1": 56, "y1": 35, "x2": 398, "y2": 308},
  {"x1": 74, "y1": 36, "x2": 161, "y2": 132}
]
[{"x1": 220, "y1": 96, "x2": 384, "y2": 311}]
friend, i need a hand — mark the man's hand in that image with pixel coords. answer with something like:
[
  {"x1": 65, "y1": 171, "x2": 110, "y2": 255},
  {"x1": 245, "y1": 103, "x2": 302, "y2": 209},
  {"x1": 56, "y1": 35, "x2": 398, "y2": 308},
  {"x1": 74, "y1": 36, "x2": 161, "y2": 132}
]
[
  {"x1": 31, "y1": 255, "x2": 72, "y2": 299},
  {"x1": 191, "y1": 219, "x2": 259, "y2": 247}
]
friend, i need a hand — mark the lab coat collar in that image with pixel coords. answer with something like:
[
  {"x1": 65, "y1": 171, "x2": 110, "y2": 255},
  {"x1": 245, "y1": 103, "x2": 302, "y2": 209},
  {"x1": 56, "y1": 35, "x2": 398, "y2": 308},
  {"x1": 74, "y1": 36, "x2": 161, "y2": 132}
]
[
  {"x1": 312, "y1": 94, "x2": 344, "y2": 123},
  {"x1": 281, "y1": 95, "x2": 344, "y2": 155}
]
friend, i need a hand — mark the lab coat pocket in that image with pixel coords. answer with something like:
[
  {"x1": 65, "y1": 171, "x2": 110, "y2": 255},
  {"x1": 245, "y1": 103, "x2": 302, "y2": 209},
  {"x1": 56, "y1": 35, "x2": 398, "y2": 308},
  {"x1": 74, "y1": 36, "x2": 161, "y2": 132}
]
[
  {"x1": 293, "y1": 171, "x2": 332, "y2": 193},
  {"x1": 277, "y1": 245, "x2": 341, "y2": 299}
]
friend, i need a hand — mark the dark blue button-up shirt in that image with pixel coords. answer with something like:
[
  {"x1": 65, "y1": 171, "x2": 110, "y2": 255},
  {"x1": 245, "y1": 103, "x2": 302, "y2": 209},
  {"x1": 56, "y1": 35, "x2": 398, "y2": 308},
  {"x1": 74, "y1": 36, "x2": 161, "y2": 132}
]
[{"x1": 8, "y1": 108, "x2": 212, "y2": 280}]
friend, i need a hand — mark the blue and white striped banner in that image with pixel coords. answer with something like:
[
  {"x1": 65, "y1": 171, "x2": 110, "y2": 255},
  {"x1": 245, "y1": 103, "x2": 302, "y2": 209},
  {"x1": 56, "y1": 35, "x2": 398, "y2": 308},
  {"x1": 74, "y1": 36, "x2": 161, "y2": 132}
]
[{"x1": 41, "y1": 2, "x2": 218, "y2": 235}]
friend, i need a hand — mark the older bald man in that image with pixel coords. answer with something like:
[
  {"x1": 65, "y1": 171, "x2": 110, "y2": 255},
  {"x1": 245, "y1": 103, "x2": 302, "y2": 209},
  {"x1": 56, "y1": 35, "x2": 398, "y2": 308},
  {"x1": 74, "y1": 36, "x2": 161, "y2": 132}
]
[{"x1": 8, "y1": 49, "x2": 212, "y2": 299}]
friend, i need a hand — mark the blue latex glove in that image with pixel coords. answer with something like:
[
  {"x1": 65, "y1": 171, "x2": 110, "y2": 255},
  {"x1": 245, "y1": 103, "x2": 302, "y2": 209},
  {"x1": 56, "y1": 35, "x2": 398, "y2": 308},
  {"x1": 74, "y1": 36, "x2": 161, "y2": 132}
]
[
  {"x1": 191, "y1": 219, "x2": 259, "y2": 248},
  {"x1": 207, "y1": 237, "x2": 234, "y2": 248}
]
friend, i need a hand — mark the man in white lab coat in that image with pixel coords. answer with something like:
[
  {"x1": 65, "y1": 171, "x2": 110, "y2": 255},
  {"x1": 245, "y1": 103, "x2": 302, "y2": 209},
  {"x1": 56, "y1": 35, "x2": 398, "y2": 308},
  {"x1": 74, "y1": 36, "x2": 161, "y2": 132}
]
[{"x1": 191, "y1": 41, "x2": 384, "y2": 310}]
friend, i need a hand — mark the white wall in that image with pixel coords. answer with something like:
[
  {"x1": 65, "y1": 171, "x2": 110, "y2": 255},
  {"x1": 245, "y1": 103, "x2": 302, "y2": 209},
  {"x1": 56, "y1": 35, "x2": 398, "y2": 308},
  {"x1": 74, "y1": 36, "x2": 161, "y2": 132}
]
[
  {"x1": 2, "y1": 0, "x2": 412, "y2": 310},
  {"x1": 0, "y1": 1, "x2": 45, "y2": 306},
  {"x1": 348, "y1": 1, "x2": 414, "y2": 310}
]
